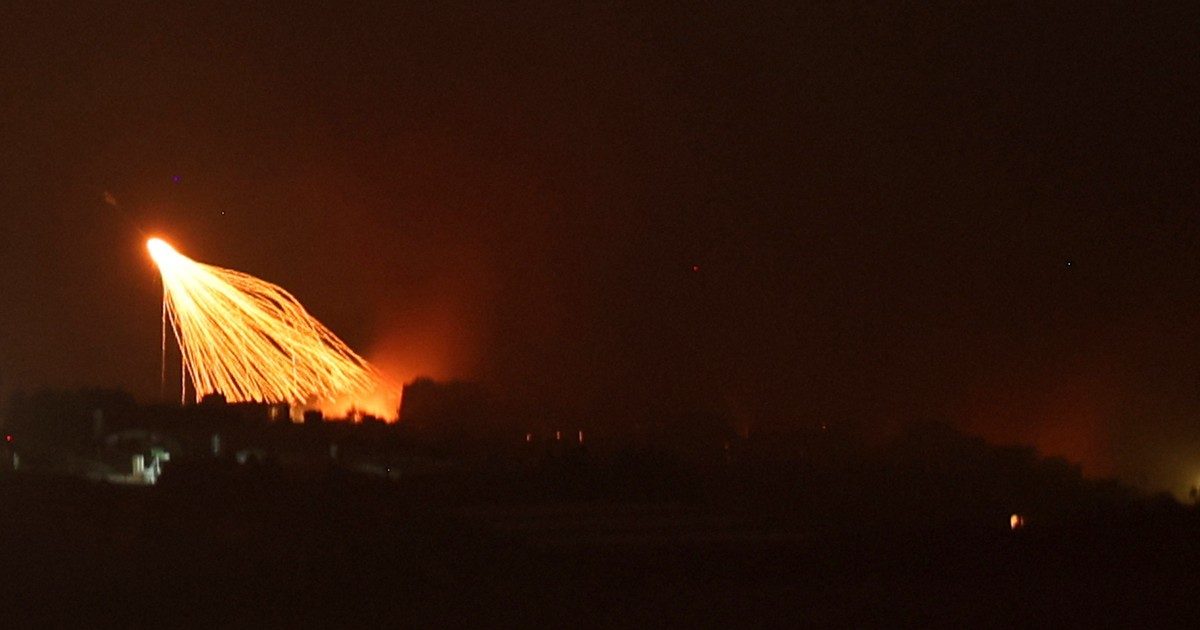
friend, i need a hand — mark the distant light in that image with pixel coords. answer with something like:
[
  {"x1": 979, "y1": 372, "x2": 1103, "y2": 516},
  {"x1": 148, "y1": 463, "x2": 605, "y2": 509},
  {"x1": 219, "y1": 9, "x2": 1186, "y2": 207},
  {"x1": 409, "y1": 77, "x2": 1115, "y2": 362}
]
[
  {"x1": 1010, "y1": 513, "x2": 1025, "y2": 530},
  {"x1": 578, "y1": 430, "x2": 584, "y2": 444},
  {"x1": 1065, "y1": 260, "x2": 1073, "y2": 268},
  {"x1": 4, "y1": 434, "x2": 11, "y2": 443},
  {"x1": 525, "y1": 432, "x2": 533, "y2": 443},
  {"x1": 555, "y1": 430, "x2": 562, "y2": 441},
  {"x1": 691, "y1": 264, "x2": 700, "y2": 273}
]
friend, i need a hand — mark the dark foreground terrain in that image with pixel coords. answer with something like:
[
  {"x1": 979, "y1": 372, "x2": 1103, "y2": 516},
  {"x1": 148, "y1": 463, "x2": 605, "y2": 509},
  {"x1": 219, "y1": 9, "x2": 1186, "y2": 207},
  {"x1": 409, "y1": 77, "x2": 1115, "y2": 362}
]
[{"x1": 0, "y1": 465, "x2": 1198, "y2": 628}]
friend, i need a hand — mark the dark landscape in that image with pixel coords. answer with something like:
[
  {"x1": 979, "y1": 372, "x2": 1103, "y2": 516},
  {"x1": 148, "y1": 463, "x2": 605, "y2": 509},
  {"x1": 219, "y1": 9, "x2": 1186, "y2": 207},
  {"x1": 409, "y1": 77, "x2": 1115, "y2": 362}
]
[{"x1": 2, "y1": 390, "x2": 1199, "y2": 625}]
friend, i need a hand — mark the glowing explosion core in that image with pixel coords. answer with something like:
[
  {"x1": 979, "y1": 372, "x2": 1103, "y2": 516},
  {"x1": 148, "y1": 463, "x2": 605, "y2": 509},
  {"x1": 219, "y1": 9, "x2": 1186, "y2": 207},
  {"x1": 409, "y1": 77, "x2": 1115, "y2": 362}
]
[{"x1": 147, "y1": 238, "x2": 397, "y2": 420}]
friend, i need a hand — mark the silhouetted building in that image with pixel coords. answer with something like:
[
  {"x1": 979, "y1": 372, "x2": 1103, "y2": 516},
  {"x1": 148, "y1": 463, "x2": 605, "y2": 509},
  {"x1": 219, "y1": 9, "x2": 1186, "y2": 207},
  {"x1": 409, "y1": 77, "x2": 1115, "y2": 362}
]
[{"x1": 399, "y1": 378, "x2": 489, "y2": 437}]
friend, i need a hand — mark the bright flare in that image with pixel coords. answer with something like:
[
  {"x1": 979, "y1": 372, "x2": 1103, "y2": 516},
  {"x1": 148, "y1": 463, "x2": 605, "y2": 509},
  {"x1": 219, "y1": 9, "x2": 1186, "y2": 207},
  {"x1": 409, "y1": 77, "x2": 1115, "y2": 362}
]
[{"x1": 148, "y1": 238, "x2": 396, "y2": 419}]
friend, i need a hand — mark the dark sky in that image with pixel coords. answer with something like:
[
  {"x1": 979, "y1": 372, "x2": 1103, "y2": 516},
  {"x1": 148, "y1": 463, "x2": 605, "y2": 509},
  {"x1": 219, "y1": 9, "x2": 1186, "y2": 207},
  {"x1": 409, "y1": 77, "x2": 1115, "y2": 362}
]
[{"x1": 1, "y1": 2, "x2": 1197, "y2": 489}]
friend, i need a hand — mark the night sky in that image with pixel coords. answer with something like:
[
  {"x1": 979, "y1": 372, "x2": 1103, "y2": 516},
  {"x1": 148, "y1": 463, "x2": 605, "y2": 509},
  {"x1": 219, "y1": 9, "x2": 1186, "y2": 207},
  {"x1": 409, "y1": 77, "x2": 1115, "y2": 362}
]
[{"x1": 1, "y1": 3, "x2": 1197, "y2": 490}]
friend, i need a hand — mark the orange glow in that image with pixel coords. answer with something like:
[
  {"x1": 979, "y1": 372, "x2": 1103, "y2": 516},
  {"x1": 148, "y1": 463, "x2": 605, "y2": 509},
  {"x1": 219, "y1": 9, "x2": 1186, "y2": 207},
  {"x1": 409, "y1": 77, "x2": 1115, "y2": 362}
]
[
  {"x1": 309, "y1": 388, "x2": 401, "y2": 422},
  {"x1": 147, "y1": 238, "x2": 398, "y2": 419},
  {"x1": 957, "y1": 368, "x2": 1118, "y2": 477},
  {"x1": 1010, "y1": 514, "x2": 1025, "y2": 530}
]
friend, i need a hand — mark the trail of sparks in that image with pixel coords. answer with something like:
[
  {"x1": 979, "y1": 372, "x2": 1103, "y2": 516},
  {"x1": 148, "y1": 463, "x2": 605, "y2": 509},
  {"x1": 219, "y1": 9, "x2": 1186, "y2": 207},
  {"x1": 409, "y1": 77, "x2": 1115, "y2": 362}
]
[{"x1": 148, "y1": 238, "x2": 392, "y2": 413}]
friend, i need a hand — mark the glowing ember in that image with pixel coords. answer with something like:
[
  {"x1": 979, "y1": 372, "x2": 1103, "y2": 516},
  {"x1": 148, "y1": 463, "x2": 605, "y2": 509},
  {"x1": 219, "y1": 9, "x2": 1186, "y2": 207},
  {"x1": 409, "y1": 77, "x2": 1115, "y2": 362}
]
[{"x1": 147, "y1": 238, "x2": 396, "y2": 419}]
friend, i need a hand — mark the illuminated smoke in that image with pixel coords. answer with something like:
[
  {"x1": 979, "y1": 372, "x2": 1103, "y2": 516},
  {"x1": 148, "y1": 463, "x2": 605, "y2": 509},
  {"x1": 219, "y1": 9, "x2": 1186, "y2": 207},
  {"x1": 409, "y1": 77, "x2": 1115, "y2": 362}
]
[{"x1": 147, "y1": 238, "x2": 397, "y2": 419}]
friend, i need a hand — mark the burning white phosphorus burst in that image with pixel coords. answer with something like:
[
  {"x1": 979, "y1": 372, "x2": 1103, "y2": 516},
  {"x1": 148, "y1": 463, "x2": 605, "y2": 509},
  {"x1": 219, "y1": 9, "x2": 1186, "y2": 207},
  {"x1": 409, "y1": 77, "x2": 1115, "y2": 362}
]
[{"x1": 147, "y1": 238, "x2": 395, "y2": 416}]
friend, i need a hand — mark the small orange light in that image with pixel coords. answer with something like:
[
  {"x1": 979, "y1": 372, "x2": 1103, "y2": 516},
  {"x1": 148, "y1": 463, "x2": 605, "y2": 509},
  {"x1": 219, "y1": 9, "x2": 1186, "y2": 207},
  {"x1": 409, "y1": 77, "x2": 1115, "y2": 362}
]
[{"x1": 1010, "y1": 514, "x2": 1025, "y2": 530}]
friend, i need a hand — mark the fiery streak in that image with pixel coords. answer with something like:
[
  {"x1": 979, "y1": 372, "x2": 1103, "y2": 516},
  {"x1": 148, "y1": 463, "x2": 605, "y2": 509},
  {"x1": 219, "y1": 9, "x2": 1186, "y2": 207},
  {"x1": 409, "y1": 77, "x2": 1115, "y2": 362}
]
[{"x1": 147, "y1": 238, "x2": 395, "y2": 418}]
